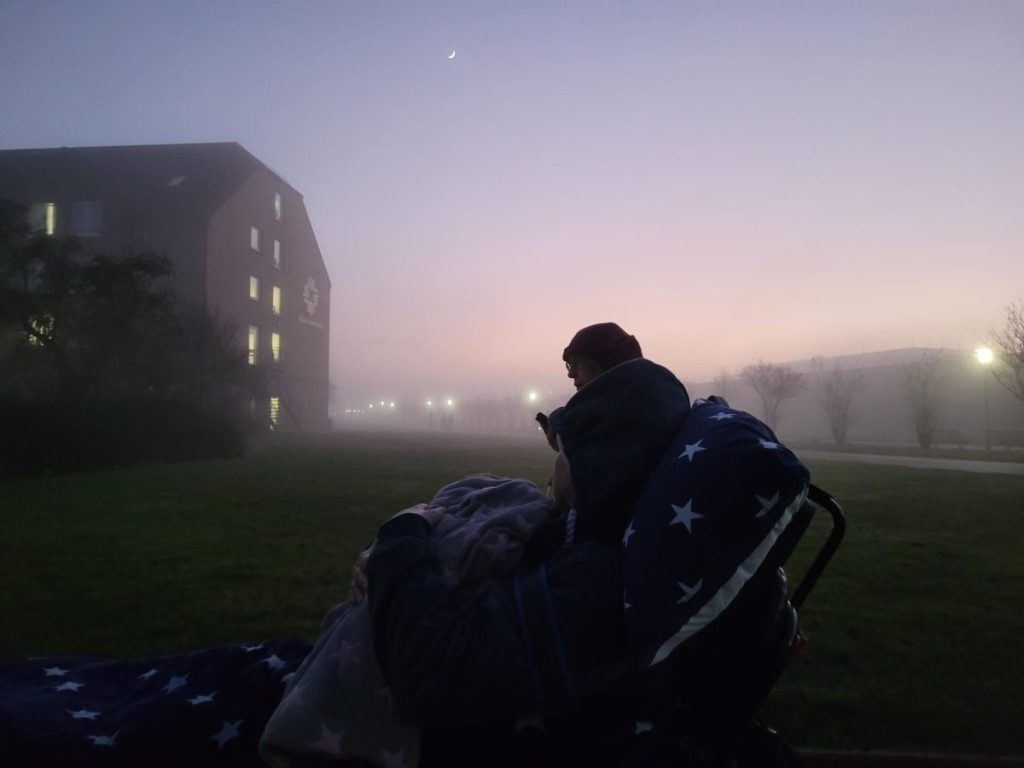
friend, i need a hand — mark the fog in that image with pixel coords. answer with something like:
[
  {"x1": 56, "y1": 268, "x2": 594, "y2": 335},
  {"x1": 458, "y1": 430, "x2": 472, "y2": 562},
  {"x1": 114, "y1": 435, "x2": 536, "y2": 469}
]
[{"x1": 2, "y1": 1, "x2": 1023, "y2": 429}]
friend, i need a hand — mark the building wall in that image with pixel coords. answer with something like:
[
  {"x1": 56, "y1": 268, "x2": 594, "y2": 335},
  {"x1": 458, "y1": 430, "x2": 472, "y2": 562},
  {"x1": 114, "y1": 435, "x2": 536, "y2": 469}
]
[
  {"x1": 0, "y1": 152, "x2": 208, "y2": 304},
  {"x1": 206, "y1": 168, "x2": 330, "y2": 431}
]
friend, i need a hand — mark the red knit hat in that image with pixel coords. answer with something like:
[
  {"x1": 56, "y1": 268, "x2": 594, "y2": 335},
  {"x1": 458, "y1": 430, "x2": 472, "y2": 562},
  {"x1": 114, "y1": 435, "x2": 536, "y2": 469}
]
[{"x1": 562, "y1": 323, "x2": 643, "y2": 371}]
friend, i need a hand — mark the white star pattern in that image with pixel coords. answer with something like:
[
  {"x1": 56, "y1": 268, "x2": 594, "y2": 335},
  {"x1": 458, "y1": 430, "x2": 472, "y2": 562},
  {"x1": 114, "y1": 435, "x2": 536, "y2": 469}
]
[
  {"x1": 709, "y1": 412, "x2": 735, "y2": 421},
  {"x1": 162, "y1": 674, "x2": 188, "y2": 694},
  {"x1": 676, "y1": 578, "x2": 703, "y2": 604},
  {"x1": 188, "y1": 692, "x2": 216, "y2": 705},
  {"x1": 212, "y1": 720, "x2": 243, "y2": 750},
  {"x1": 677, "y1": 439, "x2": 706, "y2": 462},
  {"x1": 138, "y1": 668, "x2": 158, "y2": 680},
  {"x1": 670, "y1": 500, "x2": 703, "y2": 532},
  {"x1": 378, "y1": 746, "x2": 408, "y2": 768},
  {"x1": 67, "y1": 709, "x2": 100, "y2": 720},
  {"x1": 755, "y1": 491, "x2": 780, "y2": 518},
  {"x1": 263, "y1": 654, "x2": 286, "y2": 671},
  {"x1": 623, "y1": 522, "x2": 636, "y2": 546},
  {"x1": 309, "y1": 725, "x2": 345, "y2": 755},
  {"x1": 43, "y1": 666, "x2": 67, "y2": 677},
  {"x1": 276, "y1": 680, "x2": 309, "y2": 715},
  {"x1": 759, "y1": 439, "x2": 780, "y2": 450},
  {"x1": 56, "y1": 681, "x2": 83, "y2": 692},
  {"x1": 88, "y1": 731, "x2": 118, "y2": 747},
  {"x1": 332, "y1": 640, "x2": 360, "y2": 673}
]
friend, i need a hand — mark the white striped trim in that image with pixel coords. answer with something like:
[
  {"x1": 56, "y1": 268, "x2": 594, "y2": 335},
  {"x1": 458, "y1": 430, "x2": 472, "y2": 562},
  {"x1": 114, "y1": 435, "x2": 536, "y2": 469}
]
[
  {"x1": 563, "y1": 508, "x2": 578, "y2": 547},
  {"x1": 649, "y1": 484, "x2": 808, "y2": 667}
]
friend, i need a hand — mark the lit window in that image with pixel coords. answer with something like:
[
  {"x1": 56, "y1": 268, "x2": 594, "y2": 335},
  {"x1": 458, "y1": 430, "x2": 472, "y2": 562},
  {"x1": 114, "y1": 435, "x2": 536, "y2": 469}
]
[
  {"x1": 274, "y1": 192, "x2": 283, "y2": 221},
  {"x1": 273, "y1": 239, "x2": 282, "y2": 269},
  {"x1": 271, "y1": 285, "x2": 282, "y2": 315},
  {"x1": 250, "y1": 226, "x2": 261, "y2": 252},
  {"x1": 271, "y1": 332, "x2": 281, "y2": 363},
  {"x1": 29, "y1": 203, "x2": 57, "y2": 235},
  {"x1": 248, "y1": 325, "x2": 259, "y2": 365},
  {"x1": 249, "y1": 275, "x2": 260, "y2": 301},
  {"x1": 269, "y1": 396, "x2": 281, "y2": 426}
]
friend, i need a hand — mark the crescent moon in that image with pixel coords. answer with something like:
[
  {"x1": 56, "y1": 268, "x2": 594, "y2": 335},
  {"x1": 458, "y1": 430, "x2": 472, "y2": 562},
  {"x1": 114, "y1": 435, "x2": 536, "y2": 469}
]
[{"x1": 448, "y1": 50, "x2": 456, "y2": 60}]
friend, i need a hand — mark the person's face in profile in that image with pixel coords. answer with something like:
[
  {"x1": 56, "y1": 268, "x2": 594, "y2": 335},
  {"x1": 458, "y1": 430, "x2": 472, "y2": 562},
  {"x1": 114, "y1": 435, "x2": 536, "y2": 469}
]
[{"x1": 565, "y1": 355, "x2": 602, "y2": 390}]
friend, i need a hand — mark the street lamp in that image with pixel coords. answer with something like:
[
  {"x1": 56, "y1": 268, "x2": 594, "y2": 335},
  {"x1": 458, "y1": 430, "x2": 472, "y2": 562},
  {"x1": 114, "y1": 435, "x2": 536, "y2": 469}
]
[{"x1": 974, "y1": 346, "x2": 994, "y2": 450}]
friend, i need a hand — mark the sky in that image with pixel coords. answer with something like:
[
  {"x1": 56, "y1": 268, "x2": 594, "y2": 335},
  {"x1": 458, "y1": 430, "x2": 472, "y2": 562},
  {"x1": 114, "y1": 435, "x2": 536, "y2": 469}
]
[{"x1": 2, "y1": 0, "x2": 1023, "y2": 411}]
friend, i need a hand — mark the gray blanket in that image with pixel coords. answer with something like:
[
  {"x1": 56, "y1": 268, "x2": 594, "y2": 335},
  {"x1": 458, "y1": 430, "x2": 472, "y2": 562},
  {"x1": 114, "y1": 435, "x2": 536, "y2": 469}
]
[{"x1": 259, "y1": 475, "x2": 555, "y2": 768}]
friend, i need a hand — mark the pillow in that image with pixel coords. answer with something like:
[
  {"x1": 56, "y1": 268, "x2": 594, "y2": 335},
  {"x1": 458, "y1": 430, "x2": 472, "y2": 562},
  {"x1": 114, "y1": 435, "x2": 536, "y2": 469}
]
[{"x1": 621, "y1": 401, "x2": 809, "y2": 668}]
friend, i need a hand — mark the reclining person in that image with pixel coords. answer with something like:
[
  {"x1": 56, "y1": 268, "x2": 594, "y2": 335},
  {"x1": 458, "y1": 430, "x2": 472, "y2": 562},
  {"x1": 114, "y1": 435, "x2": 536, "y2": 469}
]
[
  {"x1": 366, "y1": 357, "x2": 693, "y2": 766},
  {"x1": 366, "y1": 356, "x2": 811, "y2": 766}
]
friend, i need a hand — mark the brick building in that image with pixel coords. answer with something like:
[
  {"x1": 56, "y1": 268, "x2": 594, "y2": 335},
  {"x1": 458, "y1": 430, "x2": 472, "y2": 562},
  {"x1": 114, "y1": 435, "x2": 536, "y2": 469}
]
[{"x1": 0, "y1": 142, "x2": 330, "y2": 431}]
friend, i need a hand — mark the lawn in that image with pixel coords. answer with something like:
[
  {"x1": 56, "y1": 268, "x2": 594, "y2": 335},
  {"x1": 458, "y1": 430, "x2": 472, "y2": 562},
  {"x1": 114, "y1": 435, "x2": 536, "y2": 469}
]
[{"x1": 2, "y1": 429, "x2": 1022, "y2": 756}]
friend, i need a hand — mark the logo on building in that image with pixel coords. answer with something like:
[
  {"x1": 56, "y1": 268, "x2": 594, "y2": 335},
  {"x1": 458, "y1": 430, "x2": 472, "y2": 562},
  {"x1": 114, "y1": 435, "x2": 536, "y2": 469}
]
[{"x1": 303, "y1": 277, "x2": 320, "y2": 317}]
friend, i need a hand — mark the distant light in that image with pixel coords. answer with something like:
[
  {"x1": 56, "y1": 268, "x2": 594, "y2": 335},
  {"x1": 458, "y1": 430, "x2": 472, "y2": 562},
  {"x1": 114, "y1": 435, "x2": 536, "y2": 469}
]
[
  {"x1": 446, "y1": 398, "x2": 454, "y2": 407},
  {"x1": 527, "y1": 391, "x2": 539, "y2": 402},
  {"x1": 426, "y1": 399, "x2": 433, "y2": 407},
  {"x1": 975, "y1": 346, "x2": 994, "y2": 366},
  {"x1": 369, "y1": 404, "x2": 374, "y2": 409},
  {"x1": 389, "y1": 401, "x2": 395, "y2": 408},
  {"x1": 380, "y1": 400, "x2": 385, "y2": 406}
]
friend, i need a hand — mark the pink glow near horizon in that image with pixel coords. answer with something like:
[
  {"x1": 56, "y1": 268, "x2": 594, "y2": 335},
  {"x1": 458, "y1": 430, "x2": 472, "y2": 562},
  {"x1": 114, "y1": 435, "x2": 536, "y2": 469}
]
[{"x1": 2, "y1": 1, "x2": 1022, "y2": 411}]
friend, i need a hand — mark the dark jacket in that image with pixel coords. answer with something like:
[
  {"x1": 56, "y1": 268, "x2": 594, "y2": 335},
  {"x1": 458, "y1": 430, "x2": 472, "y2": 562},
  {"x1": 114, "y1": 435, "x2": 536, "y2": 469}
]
[
  {"x1": 550, "y1": 359, "x2": 691, "y2": 550},
  {"x1": 368, "y1": 514, "x2": 626, "y2": 728},
  {"x1": 366, "y1": 360, "x2": 697, "y2": 766}
]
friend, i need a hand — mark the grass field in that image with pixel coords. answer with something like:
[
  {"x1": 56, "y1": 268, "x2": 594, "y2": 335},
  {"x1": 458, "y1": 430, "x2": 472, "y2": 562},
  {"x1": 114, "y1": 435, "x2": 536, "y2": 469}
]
[{"x1": 2, "y1": 429, "x2": 1023, "y2": 756}]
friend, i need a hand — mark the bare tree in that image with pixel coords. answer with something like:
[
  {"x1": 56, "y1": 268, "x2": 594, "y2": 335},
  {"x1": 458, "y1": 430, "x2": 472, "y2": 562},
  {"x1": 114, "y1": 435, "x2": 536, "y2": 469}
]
[
  {"x1": 991, "y1": 300, "x2": 1024, "y2": 403},
  {"x1": 711, "y1": 368, "x2": 738, "y2": 405},
  {"x1": 899, "y1": 349, "x2": 945, "y2": 449},
  {"x1": 811, "y1": 357, "x2": 863, "y2": 446},
  {"x1": 740, "y1": 360, "x2": 805, "y2": 431}
]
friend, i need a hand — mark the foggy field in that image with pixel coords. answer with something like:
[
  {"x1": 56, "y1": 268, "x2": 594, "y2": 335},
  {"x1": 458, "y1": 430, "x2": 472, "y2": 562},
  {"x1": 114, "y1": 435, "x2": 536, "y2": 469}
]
[{"x1": 2, "y1": 430, "x2": 1022, "y2": 755}]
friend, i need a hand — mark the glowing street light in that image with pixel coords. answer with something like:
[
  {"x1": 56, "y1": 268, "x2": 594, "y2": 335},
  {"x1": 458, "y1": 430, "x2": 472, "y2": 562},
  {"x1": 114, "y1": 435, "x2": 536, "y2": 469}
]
[
  {"x1": 527, "y1": 390, "x2": 539, "y2": 403},
  {"x1": 975, "y1": 346, "x2": 994, "y2": 450},
  {"x1": 446, "y1": 398, "x2": 455, "y2": 408}
]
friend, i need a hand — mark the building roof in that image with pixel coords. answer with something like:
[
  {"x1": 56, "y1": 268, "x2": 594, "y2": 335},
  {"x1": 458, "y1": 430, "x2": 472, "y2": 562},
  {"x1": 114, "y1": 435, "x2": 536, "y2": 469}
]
[{"x1": 0, "y1": 142, "x2": 300, "y2": 226}]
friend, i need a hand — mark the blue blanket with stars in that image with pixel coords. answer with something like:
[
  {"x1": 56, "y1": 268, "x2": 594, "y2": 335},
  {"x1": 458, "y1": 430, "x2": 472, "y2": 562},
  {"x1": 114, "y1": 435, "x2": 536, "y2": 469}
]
[{"x1": 0, "y1": 638, "x2": 312, "y2": 767}]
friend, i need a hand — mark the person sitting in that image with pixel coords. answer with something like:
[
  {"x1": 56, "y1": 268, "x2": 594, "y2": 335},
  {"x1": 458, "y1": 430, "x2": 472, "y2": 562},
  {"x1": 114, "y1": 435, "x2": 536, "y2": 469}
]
[
  {"x1": 365, "y1": 358, "x2": 693, "y2": 767},
  {"x1": 364, "y1": 357, "x2": 811, "y2": 766}
]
